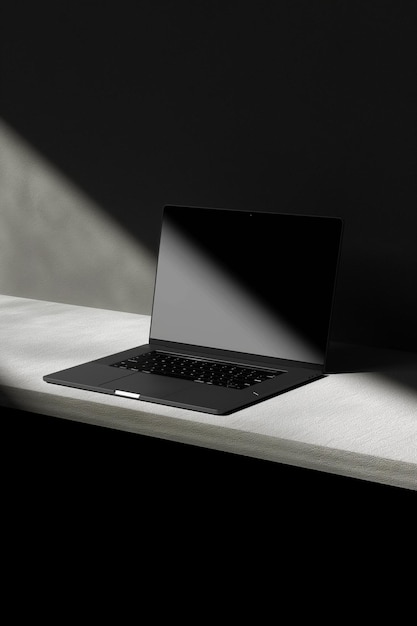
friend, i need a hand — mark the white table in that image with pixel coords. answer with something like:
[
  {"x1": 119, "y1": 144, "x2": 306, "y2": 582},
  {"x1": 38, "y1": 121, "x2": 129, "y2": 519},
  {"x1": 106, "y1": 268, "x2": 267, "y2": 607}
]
[{"x1": 1, "y1": 295, "x2": 416, "y2": 491}]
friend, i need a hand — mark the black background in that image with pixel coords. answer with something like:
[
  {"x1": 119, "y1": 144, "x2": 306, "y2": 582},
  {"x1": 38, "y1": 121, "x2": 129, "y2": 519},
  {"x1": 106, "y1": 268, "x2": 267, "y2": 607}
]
[{"x1": 1, "y1": 0, "x2": 416, "y2": 352}]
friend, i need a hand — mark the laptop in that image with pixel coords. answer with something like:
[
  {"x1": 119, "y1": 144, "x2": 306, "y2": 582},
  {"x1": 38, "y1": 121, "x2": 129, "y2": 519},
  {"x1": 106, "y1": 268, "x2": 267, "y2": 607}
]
[{"x1": 43, "y1": 205, "x2": 343, "y2": 415}]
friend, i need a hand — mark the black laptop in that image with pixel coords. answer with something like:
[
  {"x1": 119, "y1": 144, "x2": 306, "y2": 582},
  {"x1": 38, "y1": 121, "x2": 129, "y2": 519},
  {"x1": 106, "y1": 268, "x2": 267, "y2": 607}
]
[{"x1": 44, "y1": 205, "x2": 343, "y2": 415}]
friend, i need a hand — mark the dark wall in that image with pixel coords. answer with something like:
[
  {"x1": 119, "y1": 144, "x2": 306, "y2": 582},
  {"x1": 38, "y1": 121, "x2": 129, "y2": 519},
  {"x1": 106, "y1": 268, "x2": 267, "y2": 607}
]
[{"x1": 2, "y1": 1, "x2": 416, "y2": 351}]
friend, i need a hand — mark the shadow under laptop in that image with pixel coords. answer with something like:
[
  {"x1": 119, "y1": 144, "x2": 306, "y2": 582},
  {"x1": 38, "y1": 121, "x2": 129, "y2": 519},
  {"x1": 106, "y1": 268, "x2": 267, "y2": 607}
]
[{"x1": 327, "y1": 341, "x2": 417, "y2": 395}]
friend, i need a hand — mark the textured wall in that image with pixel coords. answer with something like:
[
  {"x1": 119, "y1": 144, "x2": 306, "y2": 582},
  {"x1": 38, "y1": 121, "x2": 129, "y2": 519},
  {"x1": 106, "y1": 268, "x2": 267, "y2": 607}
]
[{"x1": 0, "y1": 121, "x2": 155, "y2": 315}]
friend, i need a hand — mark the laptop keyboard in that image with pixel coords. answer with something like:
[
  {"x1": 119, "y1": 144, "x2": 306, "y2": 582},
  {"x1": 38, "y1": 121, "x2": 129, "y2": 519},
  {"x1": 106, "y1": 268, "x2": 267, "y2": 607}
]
[{"x1": 110, "y1": 351, "x2": 283, "y2": 390}]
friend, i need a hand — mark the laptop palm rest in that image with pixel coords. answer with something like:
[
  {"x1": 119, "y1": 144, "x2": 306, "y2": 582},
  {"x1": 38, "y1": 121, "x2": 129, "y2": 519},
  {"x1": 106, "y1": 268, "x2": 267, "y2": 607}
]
[{"x1": 102, "y1": 372, "x2": 190, "y2": 398}]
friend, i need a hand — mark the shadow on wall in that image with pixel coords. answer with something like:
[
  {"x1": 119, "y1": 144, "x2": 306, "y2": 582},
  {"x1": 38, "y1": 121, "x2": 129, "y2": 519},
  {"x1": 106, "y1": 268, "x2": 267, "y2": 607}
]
[{"x1": 0, "y1": 119, "x2": 156, "y2": 316}]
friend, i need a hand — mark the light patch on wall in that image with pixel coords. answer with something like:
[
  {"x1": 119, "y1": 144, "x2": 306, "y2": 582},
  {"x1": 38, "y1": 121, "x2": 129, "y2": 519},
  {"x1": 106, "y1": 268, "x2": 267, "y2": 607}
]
[{"x1": 0, "y1": 120, "x2": 155, "y2": 314}]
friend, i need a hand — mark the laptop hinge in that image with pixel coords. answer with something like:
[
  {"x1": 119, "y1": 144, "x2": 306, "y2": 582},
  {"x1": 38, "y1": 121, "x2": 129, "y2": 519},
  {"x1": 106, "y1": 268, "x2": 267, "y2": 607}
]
[{"x1": 149, "y1": 339, "x2": 322, "y2": 371}]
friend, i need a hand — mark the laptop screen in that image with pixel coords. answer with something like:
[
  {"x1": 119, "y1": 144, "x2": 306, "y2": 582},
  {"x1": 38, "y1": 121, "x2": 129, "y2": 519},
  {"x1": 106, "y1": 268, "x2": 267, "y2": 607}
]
[{"x1": 150, "y1": 206, "x2": 342, "y2": 366}]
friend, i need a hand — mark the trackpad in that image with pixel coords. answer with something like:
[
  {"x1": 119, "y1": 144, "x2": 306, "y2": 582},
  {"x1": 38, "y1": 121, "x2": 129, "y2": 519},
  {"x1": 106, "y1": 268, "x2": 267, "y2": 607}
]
[{"x1": 102, "y1": 373, "x2": 189, "y2": 397}]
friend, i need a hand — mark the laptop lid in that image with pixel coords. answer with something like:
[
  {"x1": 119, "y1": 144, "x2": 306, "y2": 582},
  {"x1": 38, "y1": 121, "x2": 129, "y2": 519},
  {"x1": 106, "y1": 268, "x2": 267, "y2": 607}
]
[{"x1": 149, "y1": 205, "x2": 343, "y2": 369}]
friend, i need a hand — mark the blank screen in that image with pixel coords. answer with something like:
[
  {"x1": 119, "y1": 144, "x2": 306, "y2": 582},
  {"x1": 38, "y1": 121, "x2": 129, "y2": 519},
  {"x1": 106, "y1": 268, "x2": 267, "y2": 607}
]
[{"x1": 150, "y1": 206, "x2": 342, "y2": 365}]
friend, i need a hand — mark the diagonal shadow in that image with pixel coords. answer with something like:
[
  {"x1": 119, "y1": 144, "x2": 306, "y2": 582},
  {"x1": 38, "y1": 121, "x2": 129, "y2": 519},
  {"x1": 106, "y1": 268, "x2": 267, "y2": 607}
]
[
  {"x1": 1, "y1": 119, "x2": 417, "y2": 396},
  {"x1": 327, "y1": 341, "x2": 417, "y2": 397},
  {"x1": 0, "y1": 119, "x2": 156, "y2": 316}
]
